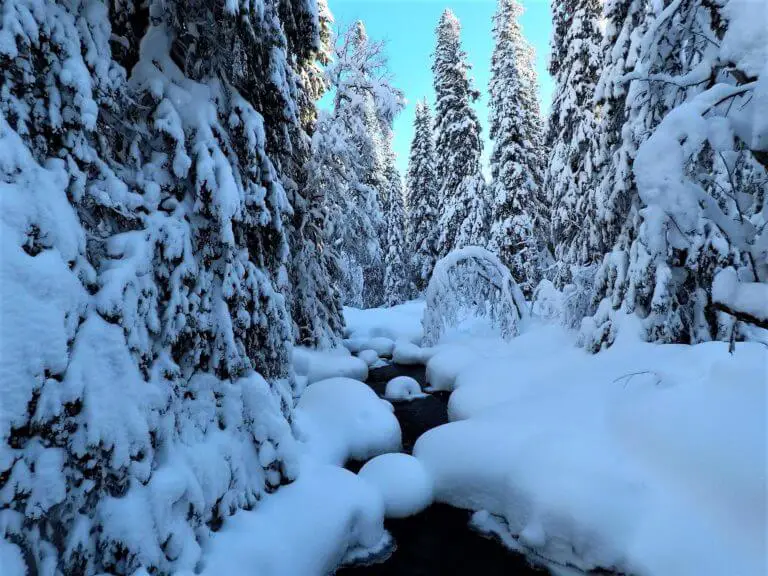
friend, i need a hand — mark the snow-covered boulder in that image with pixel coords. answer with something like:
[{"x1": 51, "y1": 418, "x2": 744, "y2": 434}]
[
  {"x1": 392, "y1": 338, "x2": 434, "y2": 365},
  {"x1": 384, "y1": 376, "x2": 425, "y2": 401},
  {"x1": 358, "y1": 454, "x2": 433, "y2": 518},
  {"x1": 358, "y1": 349, "x2": 380, "y2": 367},
  {"x1": 296, "y1": 378, "x2": 401, "y2": 466},
  {"x1": 293, "y1": 347, "x2": 368, "y2": 384}
]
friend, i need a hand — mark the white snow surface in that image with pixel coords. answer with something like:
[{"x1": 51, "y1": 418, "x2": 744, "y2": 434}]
[
  {"x1": 295, "y1": 377, "x2": 401, "y2": 466},
  {"x1": 713, "y1": 267, "x2": 768, "y2": 323},
  {"x1": 358, "y1": 349, "x2": 380, "y2": 367},
  {"x1": 293, "y1": 346, "x2": 368, "y2": 384},
  {"x1": 414, "y1": 315, "x2": 767, "y2": 576},
  {"x1": 199, "y1": 462, "x2": 390, "y2": 576},
  {"x1": 384, "y1": 376, "x2": 426, "y2": 401},
  {"x1": 392, "y1": 338, "x2": 435, "y2": 365},
  {"x1": 358, "y1": 454, "x2": 434, "y2": 519},
  {"x1": 344, "y1": 301, "x2": 426, "y2": 344}
]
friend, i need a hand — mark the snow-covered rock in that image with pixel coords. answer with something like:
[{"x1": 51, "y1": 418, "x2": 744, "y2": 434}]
[
  {"x1": 384, "y1": 377, "x2": 425, "y2": 401},
  {"x1": 392, "y1": 338, "x2": 434, "y2": 365},
  {"x1": 344, "y1": 301, "x2": 426, "y2": 344},
  {"x1": 358, "y1": 349, "x2": 380, "y2": 367},
  {"x1": 296, "y1": 377, "x2": 401, "y2": 466},
  {"x1": 293, "y1": 347, "x2": 368, "y2": 384},
  {"x1": 358, "y1": 454, "x2": 433, "y2": 519}
]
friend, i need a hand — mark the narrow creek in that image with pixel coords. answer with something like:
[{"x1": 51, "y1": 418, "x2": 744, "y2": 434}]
[{"x1": 337, "y1": 363, "x2": 551, "y2": 576}]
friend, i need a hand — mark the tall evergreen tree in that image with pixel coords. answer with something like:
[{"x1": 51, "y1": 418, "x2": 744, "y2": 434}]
[
  {"x1": 319, "y1": 21, "x2": 404, "y2": 308},
  {"x1": 487, "y1": 0, "x2": 546, "y2": 296},
  {"x1": 382, "y1": 141, "x2": 411, "y2": 305},
  {"x1": 544, "y1": 0, "x2": 604, "y2": 284},
  {"x1": 0, "y1": 0, "x2": 326, "y2": 572},
  {"x1": 406, "y1": 100, "x2": 440, "y2": 293},
  {"x1": 432, "y1": 9, "x2": 489, "y2": 257}
]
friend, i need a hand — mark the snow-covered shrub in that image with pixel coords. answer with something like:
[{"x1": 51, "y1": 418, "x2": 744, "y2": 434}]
[
  {"x1": 561, "y1": 264, "x2": 599, "y2": 330},
  {"x1": 422, "y1": 247, "x2": 529, "y2": 346},
  {"x1": 531, "y1": 280, "x2": 563, "y2": 322}
]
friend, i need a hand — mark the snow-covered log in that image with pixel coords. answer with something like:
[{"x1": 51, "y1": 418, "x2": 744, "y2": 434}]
[{"x1": 422, "y1": 247, "x2": 529, "y2": 346}]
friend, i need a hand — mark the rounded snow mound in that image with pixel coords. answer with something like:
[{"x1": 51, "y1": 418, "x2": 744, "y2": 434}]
[
  {"x1": 359, "y1": 349, "x2": 379, "y2": 367},
  {"x1": 384, "y1": 376, "x2": 425, "y2": 401},
  {"x1": 359, "y1": 453, "x2": 433, "y2": 518},
  {"x1": 297, "y1": 377, "x2": 401, "y2": 466}
]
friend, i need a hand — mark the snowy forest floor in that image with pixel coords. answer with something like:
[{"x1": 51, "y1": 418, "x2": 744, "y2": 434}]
[{"x1": 193, "y1": 301, "x2": 766, "y2": 576}]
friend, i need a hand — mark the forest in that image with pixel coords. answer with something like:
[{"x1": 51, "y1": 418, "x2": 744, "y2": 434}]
[{"x1": 1, "y1": 0, "x2": 766, "y2": 575}]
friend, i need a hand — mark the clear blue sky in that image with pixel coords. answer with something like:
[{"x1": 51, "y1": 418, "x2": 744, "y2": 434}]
[{"x1": 325, "y1": 0, "x2": 554, "y2": 176}]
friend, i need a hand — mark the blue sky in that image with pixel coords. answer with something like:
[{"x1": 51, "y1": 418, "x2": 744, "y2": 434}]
[{"x1": 325, "y1": 0, "x2": 554, "y2": 176}]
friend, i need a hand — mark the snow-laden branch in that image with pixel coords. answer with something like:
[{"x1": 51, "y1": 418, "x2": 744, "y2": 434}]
[{"x1": 422, "y1": 247, "x2": 529, "y2": 346}]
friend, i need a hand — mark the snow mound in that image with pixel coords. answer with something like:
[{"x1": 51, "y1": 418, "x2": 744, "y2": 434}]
[
  {"x1": 293, "y1": 347, "x2": 368, "y2": 384},
  {"x1": 200, "y1": 464, "x2": 390, "y2": 576},
  {"x1": 384, "y1": 376, "x2": 425, "y2": 401},
  {"x1": 358, "y1": 349, "x2": 380, "y2": 367},
  {"x1": 392, "y1": 338, "x2": 434, "y2": 365},
  {"x1": 344, "y1": 301, "x2": 426, "y2": 344},
  {"x1": 296, "y1": 377, "x2": 401, "y2": 466},
  {"x1": 414, "y1": 323, "x2": 767, "y2": 576},
  {"x1": 358, "y1": 454, "x2": 433, "y2": 519}
]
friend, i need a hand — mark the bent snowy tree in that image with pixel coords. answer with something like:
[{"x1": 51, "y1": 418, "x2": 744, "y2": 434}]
[{"x1": 422, "y1": 247, "x2": 529, "y2": 346}]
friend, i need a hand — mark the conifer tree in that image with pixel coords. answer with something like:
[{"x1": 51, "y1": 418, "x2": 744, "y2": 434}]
[
  {"x1": 406, "y1": 100, "x2": 440, "y2": 293},
  {"x1": 432, "y1": 9, "x2": 489, "y2": 257},
  {"x1": 487, "y1": 0, "x2": 547, "y2": 295},
  {"x1": 544, "y1": 0, "x2": 604, "y2": 284}
]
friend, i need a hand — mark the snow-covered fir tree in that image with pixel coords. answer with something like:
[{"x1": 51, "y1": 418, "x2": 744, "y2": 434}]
[
  {"x1": 432, "y1": 9, "x2": 489, "y2": 257},
  {"x1": 0, "y1": 0, "x2": 330, "y2": 572},
  {"x1": 583, "y1": 0, "x2": 768, "y2": 349},
  {"x1": 487, "y1": 0, "x2": 547, "y2": 296},
  {"x1": 320, "y1": 21, "x2": 404, "y2": 308},
  {"x1": 382, "y1": 140, "x2": 411, "y2": 306},
  {"x1": 544, "y1": 0, "x2": 604, "y2": 285},
  {"x1": 405, "y1": 100, "x2": 440, "y2": 293}
]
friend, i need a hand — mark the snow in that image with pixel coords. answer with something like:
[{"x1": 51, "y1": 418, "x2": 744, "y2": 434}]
[
  {"x1": 0, "y1": 538, "x2": 26, "y2": 576},
  {"x1": 295, "y1": 377, "x2": 401, "y2": 466},
  {"x1": 414, "y1": 318, "x2": 768, "y2": 575},
  {"x1": 199, "y1": 463, "x2": 391, "y2": 576},
  {"x1": 713, "y1": 267, "x2": 768, "y2": 324},
  {"x1": 358, "y1": 454, "x2": 434, "y2": 519},
  {"x1": 358, "y1": 349, "x2": 380, "y2": 367},
  {"x1": 392, "y1": 338, "x2": 434, "y2": 365},
  {"x1": 384, "y1": 376, "x2": 426, "y2": 401},
  {"x1": 344, "y1": 301, "x2": 426, "y2": 344},
  {"x1": 293, "y1": 347, "x2": 368, "y2": 384}
]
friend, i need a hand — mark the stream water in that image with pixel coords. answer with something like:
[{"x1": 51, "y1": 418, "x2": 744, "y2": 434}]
[{"x1": 336, "y1": 363, "x2": 551, "y2": 576}]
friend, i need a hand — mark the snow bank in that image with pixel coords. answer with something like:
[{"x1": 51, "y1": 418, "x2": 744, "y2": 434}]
[
  {"x1": 713, "y1": 267, "x2": 768, "y2": 327},
  {"x1": 200, "y1": 464, "x2": 390, "y2": 576},
  {"x1": 384, "y1": 376, "x2": 426, "y2": 401},
  {"x1": 344, "y1": 301, "x2": 426, "y2": 344},
  {"x1": 358, "y1": 454, "x2": 434, "y2": 519},
  {"x1": 293, "y1": 347, "x2": 368, "y2": 384},
  {"x1": 296, "y1": 377, "x2": 401, "y2": 466},
  {"x1": 414, "y1": 321, "x2": 767, "y2": 576}
]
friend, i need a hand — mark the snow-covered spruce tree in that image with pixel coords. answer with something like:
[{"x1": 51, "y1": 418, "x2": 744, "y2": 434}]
[
  {"x1": 0, "y1": 0, "x2": 324, "y2": 572},
  {"x1": 322, "y1": 21, "x2": 404, "y2": 308},
  {"x1": 405, "y1": 100, "x2": 440, "y2": 293},
  {"x1": 287, "y1": 0, "x2": 346, "y2": 348},
  {"x1": 544, "y1": 0, "x2": 604, "y2": 285},
  {"x1": 583, "y1": 0, "x2": 768, "y2": 349},
  {"x1": 487, "y1": 0, "x2": 547, "y2": 296},
  {"x1": 432, "y1": 9, "x2": 489, "y2": 257},
  {"x1": 382, "y1": 140, "x2": 411, "y2": 306}
]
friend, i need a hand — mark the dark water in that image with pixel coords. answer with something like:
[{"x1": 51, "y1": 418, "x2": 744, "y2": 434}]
[{"x1": 337, "y1": 364, "x2": 551, "y2": 576}]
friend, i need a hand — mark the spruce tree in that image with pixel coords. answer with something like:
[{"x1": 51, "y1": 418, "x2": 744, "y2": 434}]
[
  {"x1": 0, "y1": 0, "x2": 325, "y2": 571},
  {"x1": 544, "y1": 0, "x2": 604, "y2": 285},
  {"x1": 383, "y1": 141, "x2": 411, "y2": 305},
  {"x1": 432, "y1": 9, "x2": 489, "y2": 257},
  {"x1": 405, "y1": 100, "x2": 440, "y2": 293},
  {"x1": 487, "y1": 0, "x2": 546, "y2": 296}
]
